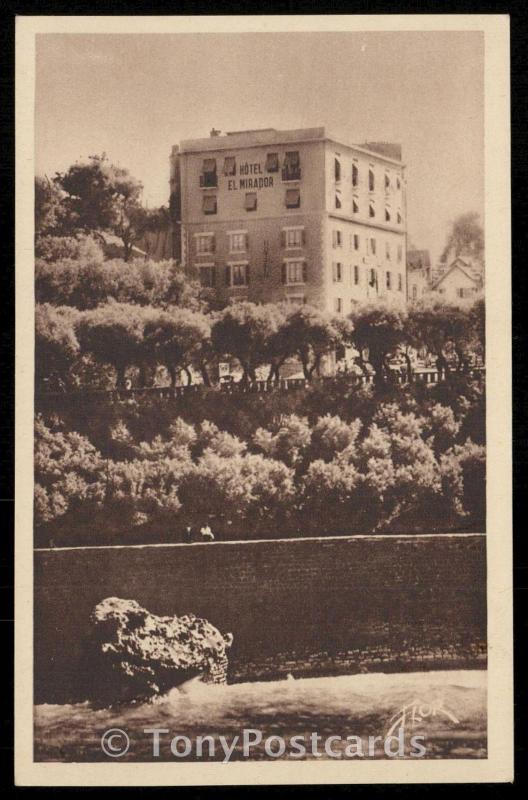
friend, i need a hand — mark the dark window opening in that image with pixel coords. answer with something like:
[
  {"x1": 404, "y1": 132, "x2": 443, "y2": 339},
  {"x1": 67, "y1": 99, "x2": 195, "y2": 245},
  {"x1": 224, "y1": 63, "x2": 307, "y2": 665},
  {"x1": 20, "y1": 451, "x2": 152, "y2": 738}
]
[
  {"x1": 285, "y1": 188, "x2": 301, "y2": 209},
  {"x1": 223, "y1": 156, "x2": 236, "y2": 176},
  {"x1": 266, "y1": 152, "x2": 279, "y2": 173},
  {"x1": 200, "y1": 158, "x2": 217, "y2": 188},
  {"x1": 199, "y1": 266, "x2": 215, "y2": 287},
  {"x1": 245, "y1": 193, "x2": 257, "y2": 212},
  {"x1": 282, "y1": 151, "x2": 301, "y2": 181},
  {"x1": 202, "y1": 195, "x2": 217, "y2": 215}
]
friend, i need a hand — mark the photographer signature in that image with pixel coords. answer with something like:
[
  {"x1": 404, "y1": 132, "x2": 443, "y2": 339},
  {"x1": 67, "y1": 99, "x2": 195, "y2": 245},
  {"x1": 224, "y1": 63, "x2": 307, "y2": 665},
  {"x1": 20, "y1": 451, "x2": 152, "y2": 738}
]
[{"x1": 386, "y1": 698, "x2": 460, "y2": 738}]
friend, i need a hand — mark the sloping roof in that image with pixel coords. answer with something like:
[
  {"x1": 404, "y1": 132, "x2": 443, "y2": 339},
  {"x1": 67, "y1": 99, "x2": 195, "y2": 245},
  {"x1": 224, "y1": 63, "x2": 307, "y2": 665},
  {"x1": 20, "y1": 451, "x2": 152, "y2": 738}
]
[
  {"x1": 431, "y1": 259, "x2": 480, "y2": 290},
  {"x1": 407, "y1": 249, "x2": 431, "y2": 270}
]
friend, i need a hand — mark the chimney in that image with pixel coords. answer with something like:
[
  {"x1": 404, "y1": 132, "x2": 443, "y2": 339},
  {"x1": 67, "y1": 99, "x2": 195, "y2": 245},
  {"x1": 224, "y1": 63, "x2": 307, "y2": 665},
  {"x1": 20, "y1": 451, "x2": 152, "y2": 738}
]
[{"x1": 210, "y1": 128, "x2": 221, "y2": 137}]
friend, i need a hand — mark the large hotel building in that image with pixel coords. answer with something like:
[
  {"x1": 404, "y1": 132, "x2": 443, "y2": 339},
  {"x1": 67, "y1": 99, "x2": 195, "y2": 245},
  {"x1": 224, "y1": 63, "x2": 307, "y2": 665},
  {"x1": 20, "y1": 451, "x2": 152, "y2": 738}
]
[{"x1": 170, "y1": 127, "x2": 407, "y2": 313}]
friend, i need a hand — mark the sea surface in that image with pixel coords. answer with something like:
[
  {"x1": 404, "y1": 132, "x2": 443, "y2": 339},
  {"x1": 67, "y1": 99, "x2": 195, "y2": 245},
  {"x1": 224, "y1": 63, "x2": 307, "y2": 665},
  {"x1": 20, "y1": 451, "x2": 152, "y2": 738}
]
[{"x1": 34, "y1": 669, "x2": 487, "y2": 761}]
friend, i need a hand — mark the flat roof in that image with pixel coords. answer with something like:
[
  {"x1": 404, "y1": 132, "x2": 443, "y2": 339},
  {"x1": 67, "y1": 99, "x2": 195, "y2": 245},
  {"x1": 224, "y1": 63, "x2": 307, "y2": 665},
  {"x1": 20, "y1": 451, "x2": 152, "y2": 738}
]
[{"x1": 178, "y1": 126, "x2": 404, "y2": 166}]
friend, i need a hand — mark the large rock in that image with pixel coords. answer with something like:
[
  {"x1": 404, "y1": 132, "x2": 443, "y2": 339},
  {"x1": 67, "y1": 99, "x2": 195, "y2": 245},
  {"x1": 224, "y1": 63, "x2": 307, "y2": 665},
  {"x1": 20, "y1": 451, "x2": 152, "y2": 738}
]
[{"x1": 90, "y1": 597, "x2": 233, "y2": 702}]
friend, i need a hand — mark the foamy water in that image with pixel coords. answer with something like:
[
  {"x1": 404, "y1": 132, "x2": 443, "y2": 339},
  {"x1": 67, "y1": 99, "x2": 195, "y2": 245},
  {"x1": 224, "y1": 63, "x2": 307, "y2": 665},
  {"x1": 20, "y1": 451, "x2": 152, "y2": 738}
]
[{"x1": 35, "y1": 670, "x2": 487, "y2": 761}]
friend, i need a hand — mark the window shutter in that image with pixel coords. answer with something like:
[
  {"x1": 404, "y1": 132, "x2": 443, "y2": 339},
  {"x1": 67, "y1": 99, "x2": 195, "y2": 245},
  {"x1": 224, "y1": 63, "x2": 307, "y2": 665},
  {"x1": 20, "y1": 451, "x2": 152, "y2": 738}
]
[
  {"x1": 245, "y1": 264, "x2": 250, "y2": 285},
  {"x1": 245, "y1": 233, "x2": 249, "y2": 251},
  {"x1": 281, "y1": 263, "x2": 287, "y2": 284},
  {"x1": 266, "y1": 153, "x2": 279, "y2": 172},
  {"x1": 211, "y1": 266, "x2": 216, "y2": 287},
  {"x1": 301, "y1": 229, "x2": 306, "y2": 246},
  {"x1": 211, "y1": 235, "x2": 216, "y2": 253},
  {"x1": 224, "y1": 156, "x2": 236, "y2": 176},
  {"x1": 302, "y1": 262, "x2": 308, "y2": 283},
  {"x1": 225, "y1": 265, "x2": 231, "y2": 286},
  {"x1": 281, "y1": 230, "x2": 286, "y2": 248}
]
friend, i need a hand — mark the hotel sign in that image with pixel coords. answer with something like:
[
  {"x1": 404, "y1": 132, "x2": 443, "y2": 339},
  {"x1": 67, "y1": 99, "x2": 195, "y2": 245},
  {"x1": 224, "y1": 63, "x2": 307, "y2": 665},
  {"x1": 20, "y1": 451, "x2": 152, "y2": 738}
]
[{"x1": 227, "y1": 161, "x2": 274, "y2": 191}]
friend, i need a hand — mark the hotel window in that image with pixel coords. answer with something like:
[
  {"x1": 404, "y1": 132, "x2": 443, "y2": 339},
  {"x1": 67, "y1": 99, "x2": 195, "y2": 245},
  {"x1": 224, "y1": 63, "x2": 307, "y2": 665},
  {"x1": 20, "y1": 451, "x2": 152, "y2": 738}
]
[
  {"x1": 195, "y1": 233, "x2": 215, "y2": 254},
  {"x1": 397, "y1": 244, "x2": 403, "y2": 262},
  {"x1": 202, "y1": 195, "x2": 217, "y2": 215},
  {"x1": 335, "y1": 158, "x2": 341, "y2": 182},
  {"x1": 353, "y1": 234, "x2": 360, "y2": 251},
  {"x1": 283, "y1": 227, "x2": 305, "y2": 248},
  {"x1": 332, "y1": 262, "x2": 343, "y2": 283},
  {"x1": 386, "y1": 241, "x2": 391, "y2": 260},
  {"x1": 282, "y1": 260, "x2": 307, "y2": 285},
  {"x1": 266, "y1": 152, "x2": 279, "y2": 173},
  {"x1": 386, "y1": 271, "x2": 392, "y2": 290},
  {"x1": 282, "y1": 151, "x2": 301, "y2": 181},
  {"x1": 229, "y1": 232, "x2": 248, "y2": 253},
  {"x1": 226, "y1": 263, "x2": 250, "y2": 287},
  {"x1": 370, "y1": 237, "x2": 376, "y2": 255},
  {"x1": 369, "y1": 168, "x2": 375, "y2": 191},
  {"x1": 199, "y1": 265, "x2": 215, "y2": 288},
  {"x1": 398, "y1": 273, "x2": 403, "y2": 292},
  {"x1": 397, "y1": 210, "x2": 402, "y2": 224},
  {"x1": 353, "y1": 197, "x2": 359, "y2": 214},
  {"x1": 385, "y1": 173, "x2": 391, "y2": 190},
  {"x1": 200, "y1": 158, "x2": 217, "y2": 188},
  {"x1": 412, "y1": 285, "x2": 418, "y2": 300},
  {"x1": 353, "y1": 264, "x2": 360, "y2": 285},
  {"x1": 332, "y1": 229, "x2": 343, "y2": 248},
  {"x1": 285, "y1": 188, "x2": 301, "y2": 209},
  {"x1": 369, "y1": 268, "x2": 378, "y2": 288},
  {"x1": 245, "y1": 192, "x2": 257, "y2": 212},
  {"x1": 457, "y1": 287, "x2": 475, "y2": 299},
  {"x1": 352, "y1": 163, "x2": 359, "y2": 187},
  {"x1": 335, "y1": 194, "x2": 342, "y2": 210},
  {"x1": 397, "y1": 176, "x2": 401, "y2": 190},
  {"x1": 334, "y1": 297, "x2": 343, "y2": 314},
  {"x1": 287, "y1": 295, "x2": 305, "y2": 306},
  {"x1": 223, "y1": 156, "x2": 236, "y2": 176},
  {"x1": 385, "y1": 208, "x2": 391, "y2": 222},
  {"x1": 369, "y1": 203, "x2": 375, "y2": 218}
]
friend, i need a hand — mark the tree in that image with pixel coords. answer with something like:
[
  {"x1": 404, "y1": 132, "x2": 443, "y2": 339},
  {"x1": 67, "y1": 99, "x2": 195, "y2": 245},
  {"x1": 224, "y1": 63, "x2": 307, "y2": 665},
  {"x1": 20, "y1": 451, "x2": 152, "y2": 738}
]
[
  {"x1": 35, "y1": 304, "x2": 80, "y2": 390},
  {"x1": 211, "y1": 302, "x2": 282, "y2": 382},
  {"x1": 253, "y1": 414, "x2": 312, "y2": 467},
  {"x1": 440, "y1": 212, "x2": 484, "y2": 265},
  {"x1": 407, "y1": 300, "x2": 477, "y2": 374},
  {"x1": 142, "y1": 307, "x2": 211, "y2": 386},
  {"x1": 281, "y1": 305, "x2": 352, "y2": 380},
  {"x1": 35, "y1": 255, "x2": 203, "y2": 311},
  {"x1": 350, "y1": 303, "x2": 407, "y2": 384},
  {"x1": 35, "y1": 233, "x2": 105, "y2": 264},
  {"x1": 55, "y1": 154, "x2": 167, "y2": 262},
  {"x1": 35, "y1": 176, "x2": 69, "y2": 237},
  {"x1": 76, "y1": 302, "x2": 146, "y2": 388}
]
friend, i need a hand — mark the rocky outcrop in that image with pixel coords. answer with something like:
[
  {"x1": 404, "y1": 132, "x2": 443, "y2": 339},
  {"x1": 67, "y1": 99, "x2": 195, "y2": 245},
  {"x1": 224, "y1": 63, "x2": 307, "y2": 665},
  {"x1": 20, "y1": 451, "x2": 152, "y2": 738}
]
[{"x1": 90, "y1": 597, "x2": 233, "y2": 701}]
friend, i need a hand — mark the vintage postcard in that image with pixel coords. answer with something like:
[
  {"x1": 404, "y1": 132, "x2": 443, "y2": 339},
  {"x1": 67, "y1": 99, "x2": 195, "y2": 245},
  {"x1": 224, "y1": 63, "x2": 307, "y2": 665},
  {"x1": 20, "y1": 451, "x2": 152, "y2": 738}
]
[{"x1": 15, "y1": 14, "x2": 512, "y2": 785}]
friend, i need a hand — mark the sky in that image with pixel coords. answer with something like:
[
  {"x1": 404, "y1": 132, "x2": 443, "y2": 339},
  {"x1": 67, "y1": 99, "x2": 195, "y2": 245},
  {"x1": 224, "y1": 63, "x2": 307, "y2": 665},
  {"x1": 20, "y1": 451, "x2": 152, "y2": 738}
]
[{"x1": 35, "y1": 31, "x2": 484, "y2": 264}]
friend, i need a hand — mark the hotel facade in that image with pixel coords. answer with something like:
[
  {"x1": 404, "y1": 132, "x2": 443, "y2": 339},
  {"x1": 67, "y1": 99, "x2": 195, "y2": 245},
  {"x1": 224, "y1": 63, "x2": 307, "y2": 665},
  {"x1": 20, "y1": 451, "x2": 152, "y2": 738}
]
[{"x1": 170, "y1": 127, "x2": 407, "y2": 314}]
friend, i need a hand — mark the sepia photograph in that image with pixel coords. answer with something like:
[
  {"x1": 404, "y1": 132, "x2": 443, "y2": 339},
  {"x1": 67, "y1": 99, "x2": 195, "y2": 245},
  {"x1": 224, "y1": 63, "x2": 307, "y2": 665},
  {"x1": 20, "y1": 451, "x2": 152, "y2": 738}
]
[{"x1": 15, "y1": 14, "x2": 512, "y2": 785}]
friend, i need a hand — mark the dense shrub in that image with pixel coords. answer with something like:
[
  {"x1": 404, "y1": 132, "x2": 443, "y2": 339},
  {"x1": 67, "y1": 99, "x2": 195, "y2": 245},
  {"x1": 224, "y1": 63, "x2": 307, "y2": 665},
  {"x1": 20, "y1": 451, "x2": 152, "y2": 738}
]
[{"x1": 35, "y1": 389, "x2": 486, "y2": 546}]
